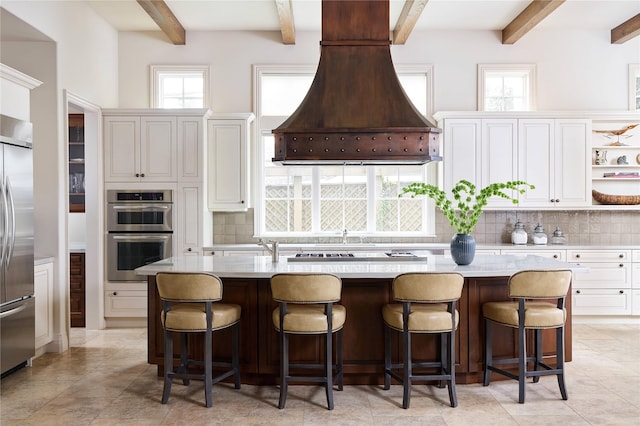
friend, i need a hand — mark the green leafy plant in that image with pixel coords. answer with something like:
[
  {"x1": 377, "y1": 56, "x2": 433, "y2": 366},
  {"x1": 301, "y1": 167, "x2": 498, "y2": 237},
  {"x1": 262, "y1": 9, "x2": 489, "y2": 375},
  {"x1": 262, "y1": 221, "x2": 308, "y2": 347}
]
[{"x1": 400, "y1": 180, "x2": 535, "y2": 235}]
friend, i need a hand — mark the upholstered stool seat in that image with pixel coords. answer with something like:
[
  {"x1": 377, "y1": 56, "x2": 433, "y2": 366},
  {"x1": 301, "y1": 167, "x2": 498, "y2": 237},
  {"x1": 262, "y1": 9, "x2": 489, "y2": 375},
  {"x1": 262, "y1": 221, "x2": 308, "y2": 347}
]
[
  {"x1": 157, "y1": 272, "x2": 241, "y2": 408},
  {"x1": 383, "y1": 272, "x2": 464, "y2": 409},
  {"x1": 271, "y1": 273, "x2": 345, "y2": 410},
  {"x1": 482, "y1": 269, "x2": 572, "y2": 404}
]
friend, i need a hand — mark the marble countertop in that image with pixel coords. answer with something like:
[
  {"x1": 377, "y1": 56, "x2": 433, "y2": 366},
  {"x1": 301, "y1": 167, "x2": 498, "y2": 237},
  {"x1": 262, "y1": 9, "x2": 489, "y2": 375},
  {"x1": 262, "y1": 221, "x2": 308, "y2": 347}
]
[{"x1": 135, "y1": 254, "x2": 585, "y2": 279}]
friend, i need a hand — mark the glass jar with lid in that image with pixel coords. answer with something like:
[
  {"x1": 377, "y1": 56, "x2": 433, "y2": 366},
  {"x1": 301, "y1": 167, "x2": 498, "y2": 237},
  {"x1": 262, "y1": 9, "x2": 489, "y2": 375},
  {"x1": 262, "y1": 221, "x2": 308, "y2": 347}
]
[
  {"x1": 511, "y1": 220, "x2": 528, "y2": 245},
  {"x1": 550, "y1": 227, "x2": 567, "y2": 245},
  {"x1": 532, "y1": 223, "x2": 548, "y2": 245}
]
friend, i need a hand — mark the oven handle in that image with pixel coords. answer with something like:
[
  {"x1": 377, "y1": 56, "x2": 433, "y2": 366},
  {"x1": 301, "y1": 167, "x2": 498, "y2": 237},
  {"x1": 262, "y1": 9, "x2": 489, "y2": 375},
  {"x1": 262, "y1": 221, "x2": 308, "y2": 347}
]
[
  {"x1": 111, "y1": 234, "x2": 172, "y2": 241},
  {"x1": 110, "y1": 204, "x2": 171, "y2": 210}
]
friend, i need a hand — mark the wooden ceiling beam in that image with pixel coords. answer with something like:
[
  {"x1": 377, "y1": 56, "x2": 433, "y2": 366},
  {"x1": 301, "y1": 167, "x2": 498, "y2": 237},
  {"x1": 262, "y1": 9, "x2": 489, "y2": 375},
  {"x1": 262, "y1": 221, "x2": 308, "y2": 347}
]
[
  {"x1": 611, "y1": 13, "x2": 640, "y2": 44},
  {"x1": 136, "y1": 0, "x2": 186, "y2": 45},
  {"x1": 393, "y1": 0, "x2": 430, "y2": 45},
  {"x1": 275, "y1": 0, "x2": 296, "y2": 45},
  {"x1": 502, "y1": 0, "x2": 565, "y2": 45}
]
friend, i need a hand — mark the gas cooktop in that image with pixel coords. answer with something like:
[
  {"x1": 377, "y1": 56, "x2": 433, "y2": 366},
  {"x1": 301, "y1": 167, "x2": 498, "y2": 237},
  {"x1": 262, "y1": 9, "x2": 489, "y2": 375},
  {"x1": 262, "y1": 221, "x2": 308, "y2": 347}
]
[{"x1": 287, "y1": 252, "x2": 431, "y2": 262}]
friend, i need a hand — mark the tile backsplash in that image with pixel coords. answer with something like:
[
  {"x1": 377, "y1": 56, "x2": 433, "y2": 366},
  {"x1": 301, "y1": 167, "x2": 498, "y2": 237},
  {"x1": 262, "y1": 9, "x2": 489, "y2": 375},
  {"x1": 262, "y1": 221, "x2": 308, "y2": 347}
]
[{"x1": 212, "y1": 209, "x2": 640, "y2": 245}]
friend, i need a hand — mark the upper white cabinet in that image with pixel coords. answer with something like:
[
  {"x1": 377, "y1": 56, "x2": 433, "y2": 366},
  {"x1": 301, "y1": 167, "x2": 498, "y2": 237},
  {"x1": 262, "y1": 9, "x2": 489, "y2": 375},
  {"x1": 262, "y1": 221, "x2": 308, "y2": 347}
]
[
  {"x1": 435, "y1": 112, "x2": 591, "y2": 209},
  {"x1": 104, "y1": 114, "x2": 177, "y2": 182},
  {"x1": 207, "y1": 113, "x2": 255, "y2": 212},
  {"x1": 518, "y1": 119, "x2": 591, "y2": 208}
]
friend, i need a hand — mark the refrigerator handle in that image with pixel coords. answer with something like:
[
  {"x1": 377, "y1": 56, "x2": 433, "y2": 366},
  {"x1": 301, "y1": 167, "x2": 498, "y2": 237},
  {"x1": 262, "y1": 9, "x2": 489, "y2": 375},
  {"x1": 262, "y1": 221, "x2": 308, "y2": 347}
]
[
  {"x1": 5, "y1": 176, "x2": 15, "y2": 265},
  {"x1": 0, "y1": 177, "x2": 7, "y2": 270},
  {"x1": 0, "y1": 301, "x2": 28, "y2": 319}
]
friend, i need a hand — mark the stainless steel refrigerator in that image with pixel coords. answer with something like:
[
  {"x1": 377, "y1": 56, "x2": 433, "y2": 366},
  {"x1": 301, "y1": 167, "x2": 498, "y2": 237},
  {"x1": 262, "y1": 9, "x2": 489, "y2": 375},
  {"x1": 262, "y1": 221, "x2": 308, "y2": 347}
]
[{"x1": 0, "y1": 114, "x2": 35, "y2": 376}]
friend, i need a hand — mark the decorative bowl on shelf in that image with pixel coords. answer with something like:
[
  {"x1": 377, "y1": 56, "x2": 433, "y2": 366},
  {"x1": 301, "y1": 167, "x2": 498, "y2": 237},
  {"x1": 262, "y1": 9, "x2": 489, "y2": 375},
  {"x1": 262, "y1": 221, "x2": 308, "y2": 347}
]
[{"x1": 592, "y1": 189, "x2": 640, "y2": 205}]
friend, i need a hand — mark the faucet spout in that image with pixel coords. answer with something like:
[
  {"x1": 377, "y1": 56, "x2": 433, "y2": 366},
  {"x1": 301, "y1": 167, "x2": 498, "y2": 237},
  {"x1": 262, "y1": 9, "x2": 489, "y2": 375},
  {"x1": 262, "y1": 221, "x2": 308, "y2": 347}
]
[{"x1": 258, "y1": 239, "x2": 279, "y2": 262}]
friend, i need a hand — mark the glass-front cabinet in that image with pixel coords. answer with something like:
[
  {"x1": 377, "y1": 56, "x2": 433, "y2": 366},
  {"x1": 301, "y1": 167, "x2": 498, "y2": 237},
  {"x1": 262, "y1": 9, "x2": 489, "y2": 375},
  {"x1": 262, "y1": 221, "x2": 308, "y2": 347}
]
[{"x1": 68, "y1": 113, "x2": 85, "y2": 212}]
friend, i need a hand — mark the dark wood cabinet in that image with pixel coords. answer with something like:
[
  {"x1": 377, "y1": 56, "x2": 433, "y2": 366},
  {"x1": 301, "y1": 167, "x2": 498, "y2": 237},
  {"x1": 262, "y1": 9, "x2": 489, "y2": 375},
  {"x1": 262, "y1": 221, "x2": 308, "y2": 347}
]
[
  {"x1": 68, "y1": 113, "x2": 85, "y2": 212},
  {"x1": 69, "y1": 252, "x2": 85, "y2": 327}
]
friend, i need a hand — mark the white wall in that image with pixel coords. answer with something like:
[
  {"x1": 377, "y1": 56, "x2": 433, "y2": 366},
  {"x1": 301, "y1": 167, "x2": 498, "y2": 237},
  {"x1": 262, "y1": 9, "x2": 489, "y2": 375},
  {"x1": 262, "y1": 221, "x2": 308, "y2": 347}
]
[
  {"x1": 1, "y1": 2, "x2": 118, "y2": 343},
  {"x1": 117, "y1": 29, "x2": 640, "y2": 112}
]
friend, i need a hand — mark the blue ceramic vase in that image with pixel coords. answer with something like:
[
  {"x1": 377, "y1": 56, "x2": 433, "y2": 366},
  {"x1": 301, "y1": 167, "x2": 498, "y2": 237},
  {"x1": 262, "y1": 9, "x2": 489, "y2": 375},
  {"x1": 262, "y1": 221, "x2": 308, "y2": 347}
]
[{"x1": 450, "y1": 234, "x2": 476, "y2": 265}]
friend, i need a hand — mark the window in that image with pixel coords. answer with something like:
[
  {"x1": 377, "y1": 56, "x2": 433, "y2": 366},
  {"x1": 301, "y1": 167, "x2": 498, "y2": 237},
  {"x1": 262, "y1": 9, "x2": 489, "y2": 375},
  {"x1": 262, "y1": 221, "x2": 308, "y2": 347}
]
[
  {"x1": 630, "y1": 64, "x2": 640, "y2": 111},
  {"x1": 253, "y1": 65, "x2": 437, "y2": 237},
  {"x1": 150, "y1": 65, "x2": 210, "y2": 108},
  {"x1": 478, "y1": 64, "x2": 536, "y2": 111}
]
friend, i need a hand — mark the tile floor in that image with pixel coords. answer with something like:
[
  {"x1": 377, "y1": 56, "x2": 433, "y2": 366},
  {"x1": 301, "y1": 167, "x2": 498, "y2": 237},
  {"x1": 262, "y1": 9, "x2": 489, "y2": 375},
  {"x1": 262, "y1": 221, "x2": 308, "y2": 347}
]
[{"x1": 1, "y1": 323, "x2": 639, "y2": 425}]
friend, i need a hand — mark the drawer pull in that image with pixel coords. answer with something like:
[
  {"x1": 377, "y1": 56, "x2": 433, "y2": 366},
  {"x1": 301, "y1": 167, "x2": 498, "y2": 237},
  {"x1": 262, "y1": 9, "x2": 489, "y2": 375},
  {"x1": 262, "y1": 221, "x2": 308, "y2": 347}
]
[
  {"x1": 576, "y1": 290, "x2": 581, "y2": 294},
  {"x1": 619, "y1": 290, "x2": 624, "y2": 294},
  {"x1": 619, "y1": 264, "x2": 624, "y2": 268},
  {"x1": 553, "y1": 254, "x2": 558, "y2": 259},
  {"x1": 619, "y1": 254, "x2": 624, "y2": 258}
]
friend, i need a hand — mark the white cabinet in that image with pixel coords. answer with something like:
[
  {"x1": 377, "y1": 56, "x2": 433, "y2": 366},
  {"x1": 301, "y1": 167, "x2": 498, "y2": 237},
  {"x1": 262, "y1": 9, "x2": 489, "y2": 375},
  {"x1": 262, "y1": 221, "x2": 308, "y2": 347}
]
[
  {"x1": 501, "y1": 248, "x2": 566, "y2": 261},
  {"x1": 517, "y1": 119, "x2": 591, "y2": 208},
  {"x1": 633, "y1": 250, "x2": 640, "y2": 315},
  {"x1": 34, "y1": 260, "x2": 54, "y2": 350},
  {"x1": 104, "y1": 290, "x2": 147, "y2": 317},
  {"x1": 568, "y1": 249, "x2": 632, "y2": 315},
  {"x1": 207, "y1": 113, "x2": 255, "y2": 212},
  {"x1": 442, "y1": 118, "x2": 517, "y2": 208},
  {"x1": 177, "y1": 183, "x2": 212, "y2": 254},
  {"x1": 104, "y1": 115, "x2": 177, "y2": 182}
]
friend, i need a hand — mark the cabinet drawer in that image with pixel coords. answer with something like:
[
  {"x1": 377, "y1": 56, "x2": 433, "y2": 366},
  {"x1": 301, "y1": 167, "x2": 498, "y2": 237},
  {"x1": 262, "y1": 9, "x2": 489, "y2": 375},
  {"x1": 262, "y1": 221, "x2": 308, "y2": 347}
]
[
  {"x1": 571, "y1": 262, "x2": 631, "y2": 288},
  {"x1": 633, "y1": 290, "x2": 640, "y2": 316},
  {"x1": 633, "y1": 250, "x2": 640, "y2": 262},
  {"x1": 105, "y1": 290, "x2": 147, "y2": 317},
  {"x1": 567, "y1": 250, "x2": 630, "y2": 262},
  {"x1": 573, "y1": 289, "x2": 631, "y2": 315},
  {"x1": 501, "y1": 249, "x2": 565, "y2": 261}
]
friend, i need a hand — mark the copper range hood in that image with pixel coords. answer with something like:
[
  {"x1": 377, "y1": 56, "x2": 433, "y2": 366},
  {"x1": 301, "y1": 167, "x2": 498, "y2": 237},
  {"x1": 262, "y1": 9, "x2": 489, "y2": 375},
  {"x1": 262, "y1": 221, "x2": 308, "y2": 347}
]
[{"x1": 272, "y1": 0, "x2": 441, "y2": 165}]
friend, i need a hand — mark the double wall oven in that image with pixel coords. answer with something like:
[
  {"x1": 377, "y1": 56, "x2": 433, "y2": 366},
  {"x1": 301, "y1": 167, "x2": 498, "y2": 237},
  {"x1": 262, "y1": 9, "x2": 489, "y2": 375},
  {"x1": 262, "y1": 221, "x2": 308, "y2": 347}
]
[{"x1": 107, "y1": 190, "x2": 172, "y2": 281}]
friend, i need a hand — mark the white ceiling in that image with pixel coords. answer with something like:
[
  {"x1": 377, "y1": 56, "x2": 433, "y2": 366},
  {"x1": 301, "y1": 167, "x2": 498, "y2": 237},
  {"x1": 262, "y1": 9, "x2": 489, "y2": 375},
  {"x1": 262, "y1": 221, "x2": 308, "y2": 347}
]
[{"x1": 85, "y1": 0, "x2": 640, "y2": 34}]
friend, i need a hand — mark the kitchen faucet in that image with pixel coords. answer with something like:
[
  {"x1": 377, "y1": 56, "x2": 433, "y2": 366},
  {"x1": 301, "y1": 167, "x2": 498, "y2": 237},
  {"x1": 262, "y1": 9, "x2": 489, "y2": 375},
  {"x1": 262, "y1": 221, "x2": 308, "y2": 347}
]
[{"x1": 258, "y1": 239, "x2": 279, "y2": 262}]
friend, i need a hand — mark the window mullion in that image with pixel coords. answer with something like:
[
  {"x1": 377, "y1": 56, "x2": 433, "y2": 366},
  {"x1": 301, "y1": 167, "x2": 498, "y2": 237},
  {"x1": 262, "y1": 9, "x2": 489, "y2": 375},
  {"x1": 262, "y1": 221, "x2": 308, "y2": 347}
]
[
  {"x1": 366, "y1": 168, "x2": 376, "y2": 233},
  {"x1": 311, "y1": 167, "x2": 320, "y2": 233}
]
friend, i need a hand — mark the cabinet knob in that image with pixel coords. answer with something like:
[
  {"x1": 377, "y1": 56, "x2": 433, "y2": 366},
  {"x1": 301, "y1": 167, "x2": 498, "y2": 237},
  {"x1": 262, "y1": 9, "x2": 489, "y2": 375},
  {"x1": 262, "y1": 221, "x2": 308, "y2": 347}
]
[
  {"x1": 241, "y1": 200, "x2": 245, "y2": 204},
  {"x1": 135, "y1": 173, "x2": 140, "y2": 177},
  {"x1": 555, "y1": 199, "x2": 560, "y2": 203},
  {"x1": 576, "y1": 290, "x2": 581, "y2": 294},
  {"x1": 575, "y1": 254, "x2": 581, "y2": 259},
  {"x1": 619, "y1": 254, "x2": 624, "y2": 258},
  {"x1": 141, "y1": 173, "x2": 145, "y2": 178},
  {"x1": 550, "y1": 199, "x2": 554, "y2": 203},
  {"x1": 113, "y1": 291, "x2": 117, "y2": 296},
  {"x1": 619, "y1": 290, "x2": 624, "y2": 294},
  {"x1": 619, "y1": 264, "x2": 624, "y2": 268},
  {"x1": 553, "y1": 254, "x2": 558, "y2": 259},
  {"x1": 187, "y1": 248, "x2": 192, "y2": 252}
]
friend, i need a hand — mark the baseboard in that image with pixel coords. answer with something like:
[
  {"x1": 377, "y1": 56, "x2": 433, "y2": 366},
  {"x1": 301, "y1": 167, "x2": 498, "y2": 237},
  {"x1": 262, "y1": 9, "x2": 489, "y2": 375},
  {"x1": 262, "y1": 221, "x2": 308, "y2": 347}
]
[
  {"x1": 105, "y1": 317, "x2": 147, "y2": 328},
  {"x1": 573, "y1": 316, "x2": 640, "y2": 325}
]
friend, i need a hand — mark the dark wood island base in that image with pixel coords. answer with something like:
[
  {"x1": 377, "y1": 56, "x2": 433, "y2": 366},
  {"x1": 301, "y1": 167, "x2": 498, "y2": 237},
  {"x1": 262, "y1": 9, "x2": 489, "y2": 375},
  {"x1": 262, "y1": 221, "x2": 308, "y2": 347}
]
[{"x1": 147, "y1": 275, "x2": 572, "y2": 385}]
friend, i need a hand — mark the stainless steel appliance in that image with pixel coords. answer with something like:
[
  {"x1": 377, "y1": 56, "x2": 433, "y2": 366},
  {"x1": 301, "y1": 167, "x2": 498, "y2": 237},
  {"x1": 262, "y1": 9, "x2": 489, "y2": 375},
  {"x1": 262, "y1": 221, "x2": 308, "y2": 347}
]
[
  {"x1": 0, "y1": 115, "x2": 35, "y2": 376},
  {"x1": 106, "y1": 190, "x2": 172, "y2": 281}
]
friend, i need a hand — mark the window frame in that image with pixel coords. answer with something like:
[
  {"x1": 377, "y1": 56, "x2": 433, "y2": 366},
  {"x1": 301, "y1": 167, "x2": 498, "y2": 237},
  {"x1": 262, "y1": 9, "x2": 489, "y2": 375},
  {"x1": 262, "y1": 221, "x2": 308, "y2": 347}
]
[
  {"x1": 149, "y1": 64, "x2": 210, "y2": 108},
  {"x1": 252, "y1": 64, "x2": 437, "y2": 239},
  {"x1": 629, "y1": 64, "x2": 640, "y2": 111},
  {"x1": 477, "y1": 63, "x2": 537, "y2": 112}
]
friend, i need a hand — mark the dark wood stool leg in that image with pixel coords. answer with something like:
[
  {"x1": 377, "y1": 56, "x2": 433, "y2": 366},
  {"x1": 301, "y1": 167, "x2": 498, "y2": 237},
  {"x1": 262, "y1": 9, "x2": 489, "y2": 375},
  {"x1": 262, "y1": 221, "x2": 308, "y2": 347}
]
[
  {"x1": 162, "y1": 329, "x2": 173, "y2": 404},
  {"x1": 402, "y1": 328, "x2": 411, "y2": 409},
  {"x1": 337, "y1": 329, "x2": 344, "y2": 391},
  {"x1": 533, "y1": 329, "x2": 542, "y2": 383},
  {"x1": 204, "y1": 327, "x2": 213, "y2": 408},
  {"x1": 278, "y1": 330, "x2": 288, "y2": 409},
  {"x1": 557, "y1": 326, "x2": 568, "y2": 400},
  {"x1": 483, "y1": 319, "x2": 492, "y2": 386},
  {"x1": 179, "y1": 333, "x2": 189, "y2": 385},
  {"x1": 438, "y1": 333, "x2": 446, "y2": 388},
  {"x1": 518, "y1": 322, "x2": 526, "y2": 404},
  {"x1": 325, "y1": 330, "x2": 334, "y2": 410},
  {"x1": 448, "y1": 331, "x2": 458, "y2": 408}
]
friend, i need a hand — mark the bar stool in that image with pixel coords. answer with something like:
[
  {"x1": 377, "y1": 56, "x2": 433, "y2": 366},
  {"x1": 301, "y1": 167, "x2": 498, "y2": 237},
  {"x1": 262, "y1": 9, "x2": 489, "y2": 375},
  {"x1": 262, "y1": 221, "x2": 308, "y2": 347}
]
[
  {"x1": 270, "y1": 273, "x2": 346, "y2": 410},
  {"x1": 482, "y1": 269, "x2": 572, "y2": 404},
  {"x1": 383, "y1": 272, "x2": 464, "y2": 408},
  {"x1": 156, "y1": 272, "x2": 241, "y2": 408}
]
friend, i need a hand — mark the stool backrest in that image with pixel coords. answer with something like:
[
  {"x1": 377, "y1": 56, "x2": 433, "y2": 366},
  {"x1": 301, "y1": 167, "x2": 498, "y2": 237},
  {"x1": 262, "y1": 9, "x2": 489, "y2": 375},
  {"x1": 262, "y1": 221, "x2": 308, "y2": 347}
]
[
  {"x1": 156, "y1": 272, "x2": 223, "y2": 302},
  {"x1": 508, "y1": 269, "x2": 572, "y2": 299},
  {"x1": 392, "y1": 272, "x2": 464, "y2": 303},
  {"x1": 271, "y1": 273, "x2": 342, "y2": 303}
]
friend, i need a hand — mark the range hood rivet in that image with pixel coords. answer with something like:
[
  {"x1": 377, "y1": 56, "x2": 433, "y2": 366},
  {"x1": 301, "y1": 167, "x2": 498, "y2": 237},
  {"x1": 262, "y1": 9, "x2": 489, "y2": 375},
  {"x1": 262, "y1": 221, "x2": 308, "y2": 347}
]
[
  {"x1": 387, "y1": 136, "x2": 392, "y2": 140},
  {"x1": 293, "y1": 137, "x2": 297, "y2": 141},
  {"x1": 308, "y1": 149, "x2": 313, "y2": 152},
  {"x1": 341, "y1": 149, "x2": 345, "y2": 152},
  {"x1": 356, "y1": 136, "x2": 361, "y2": 140},
  {"x1": 419, "y1": 136, "x2": 424, "y2": 140},
  {"x1": 356, "y1": 149, "x2": 361, "y2": 152},
  {"x1": 371, "y1": 136, "x2": 376, "y2": 140},
  {"x1": 403, "y1": 148, "x2": 408, "y2": 152},
  {"x1": 309, "y1": 137, "x2": 314, "y2": 141},
  {"x1": 388, "y1": 148, "x2": 392, "y2": 152},
  {"x1": 293, "y1": 149, "x2": 297, "y2": 152},
  {"x1": 340, "y1": 137, "x2": 345, "y2": 141},
  {"x1": 372, "y1": 148, "x2": 376, "y2": 152},
  {"x1": 325, "y1": 148, "x2": 329, "y2": 152},
  {"x1": 403, "y1": 137, "x2": 408, "y2": 140},
  {"x1": 324, "y1": 137, "x2": 329, "y2": 141}
]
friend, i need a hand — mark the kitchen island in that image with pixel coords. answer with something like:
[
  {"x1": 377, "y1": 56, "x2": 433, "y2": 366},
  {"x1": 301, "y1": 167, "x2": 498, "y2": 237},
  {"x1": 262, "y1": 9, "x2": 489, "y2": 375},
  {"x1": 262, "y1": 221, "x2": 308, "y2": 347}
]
[{"x1": 137, "y1": 254, "x2": 579, "y2": 385}]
